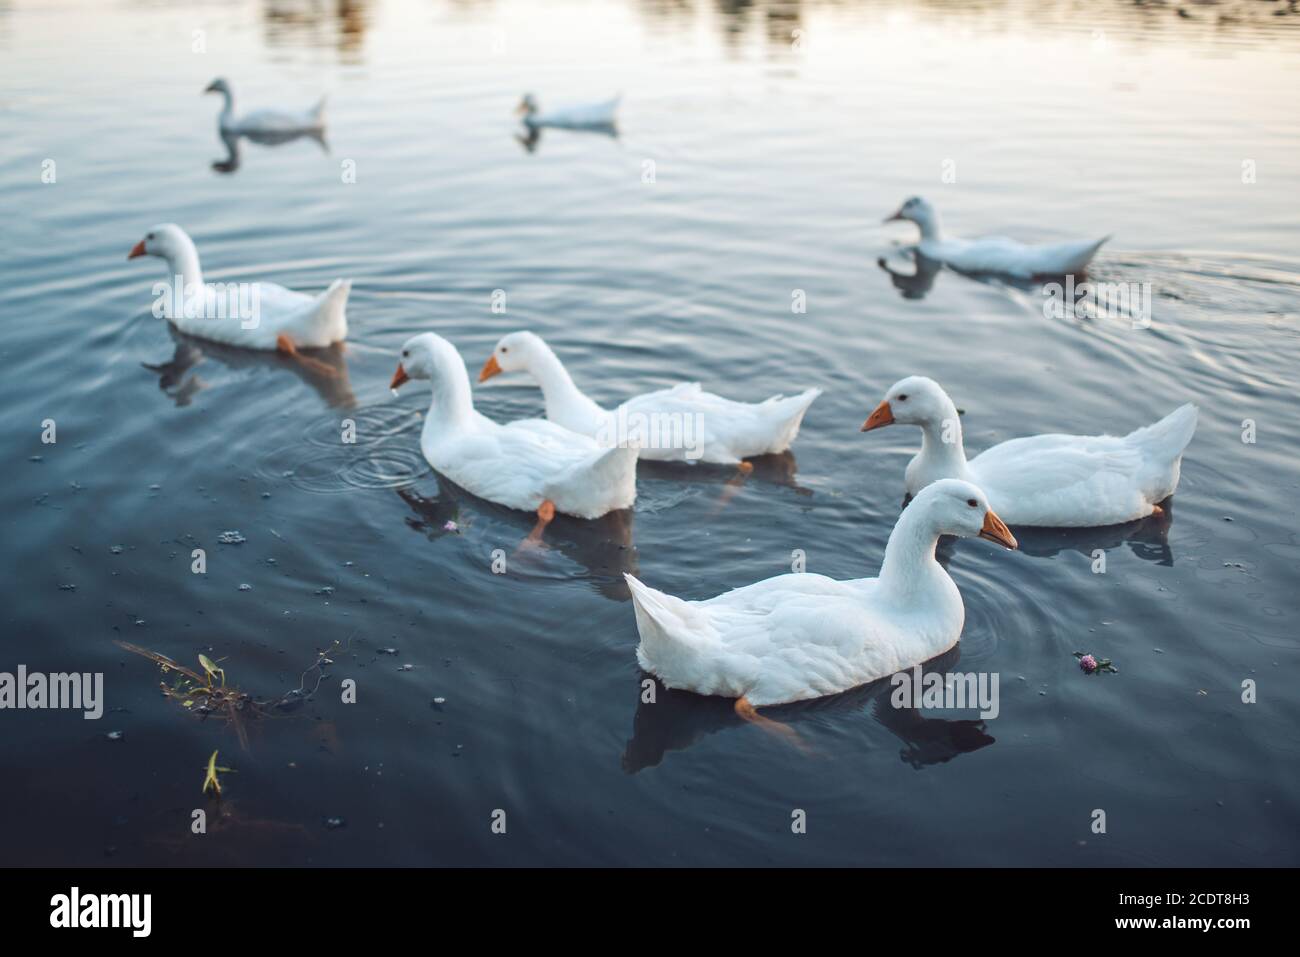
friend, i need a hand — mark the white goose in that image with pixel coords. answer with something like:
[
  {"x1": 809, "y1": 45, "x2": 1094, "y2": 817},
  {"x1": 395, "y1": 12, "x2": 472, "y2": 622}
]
[
  {"x1": 861, "y1": 376, "x2": 1198, "y2": 527},
  {"x1": 390, "y1": 333, "x2": 638, "y2": 531},
  {"x1": 626, "y1": 479, "x2": 1017, "y2": 731},
  {"x1": 127, "y1": 224, "x2": 350, "y2": 353},
  {"x1": 205, "y1": 78, "x2": 326, "y2": 136},
  {"x1": 885, "y1": 196, "x2": 1109, "y2": 278},
  {"x1": 516, "y1": 93, "x2": 620, "y2": 129},
  {"x1": 478, "y1": 332, "x2": 821, "y2": 466}
]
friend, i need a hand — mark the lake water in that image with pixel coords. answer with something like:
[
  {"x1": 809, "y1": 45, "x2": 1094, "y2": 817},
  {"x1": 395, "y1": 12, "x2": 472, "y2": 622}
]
[{"x1": 1, "y1": 0, "x2": 1298, "y2": 866}]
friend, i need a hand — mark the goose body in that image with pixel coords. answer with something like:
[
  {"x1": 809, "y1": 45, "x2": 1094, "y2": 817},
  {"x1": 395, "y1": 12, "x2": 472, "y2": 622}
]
[
  {"x1": 480, "y1": 332, "x2": 821, "y2": 465},
  {"x1": 626, "y1": 479, "x2": 1017, "y2": 707},
  {"x1": 205, "y1": 78, "x2": 326, "y2": 136},
  {"x1": 127, "y1": 224, "x2": 350, "y2": 350},
  {"x1": 517, "y1": 93, "x2": 620, "y2": 129},
  {"x1": 862, "y1": 376, "x2": 1198, "y2": 527},
  {"x1": 886, "y1": 196, "x2": 1108, "y2": 278},
  {"x1": 390, "y1": 333, "x2": 638, "y2": 520}
]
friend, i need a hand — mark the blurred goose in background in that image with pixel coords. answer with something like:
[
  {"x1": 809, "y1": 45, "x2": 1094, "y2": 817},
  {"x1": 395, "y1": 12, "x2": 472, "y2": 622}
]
[
  {"x1": 127, "y1": 223, "x2": 350, "y2": 358},
  {"x1": 391, "y1": 333, "x2": 638, "y2": 538},
  {"x1": 516, "y1": 92, "x2": 620, "y2": 130},
  {"x1": 205, "y1": 77, "x2": 327, "y2": 137},
  {"x1": 884, "y1": 196, "x2": 1109, "y2": 278},
  {"x1": 861, "y1": 376, "x2": 1198, "y2": 527},
  {"x1": 625, "y1": 479, "x2": 1017, "y2": 742},
  {"x1": 480, "y1": 331, "x2": 821, "y2": 466}
]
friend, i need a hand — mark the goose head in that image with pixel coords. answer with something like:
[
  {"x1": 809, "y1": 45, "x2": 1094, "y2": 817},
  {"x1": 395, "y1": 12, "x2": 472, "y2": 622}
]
[
  {"x1": 127, "y1": 223, "x2": 191, "y2": 262},
  {"x1": 861, "y1": 375, "x2": 953, "y2": 432},
  {"x1": 204, "y1": 77, "x2": 232, "y2": 97},
  {"x1": 390, "y1": 332, "x2": 462, "y2": 391},
  {"x1": 479, "y1": 330, "x2": 545, "y2": 382},
  {"x1": 516, "y1": 93, "x2": 539, "y2": 118},
  {"x1": 913, "y1": 479, "x2": 1017, "y2": 550},
  {"x1": 884, "y1": 196, "x2": 939, "y2": 235}
]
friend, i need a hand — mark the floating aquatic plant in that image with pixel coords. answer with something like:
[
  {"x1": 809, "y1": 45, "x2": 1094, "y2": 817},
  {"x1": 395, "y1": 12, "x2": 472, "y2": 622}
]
[
  {"x1": 202, "y1": 750, "x2": 236, "y2": 797},
  {"x1": 115, "y1": 638, "x2": 346, "y2": 751}
]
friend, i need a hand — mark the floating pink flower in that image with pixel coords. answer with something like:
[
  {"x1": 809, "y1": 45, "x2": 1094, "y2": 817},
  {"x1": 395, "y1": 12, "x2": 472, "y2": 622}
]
[
  {"x1": 1079, "y1": 654, "x2": 1098, "y2": 674},
  {"x1": 443, "y1": 520, "x2": 458, "y2": 532}
]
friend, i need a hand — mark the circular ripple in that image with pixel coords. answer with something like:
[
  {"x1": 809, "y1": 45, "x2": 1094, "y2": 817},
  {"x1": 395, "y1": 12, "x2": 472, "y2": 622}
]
[{"x1": 257, "y1": 405, "x2": 430, "y2": 493}]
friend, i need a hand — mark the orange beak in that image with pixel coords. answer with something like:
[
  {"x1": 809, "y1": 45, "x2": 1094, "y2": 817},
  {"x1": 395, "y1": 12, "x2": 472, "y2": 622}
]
[
  {"x1": 389, "y1": 363, "x2": 410, "y2": 390},
  {"x1": 478, "y1": 354, "x2": 502, "y2": 383},
  {"x1": 979, "y1": 509, "x2": 1018, "y2": 550},
  {"x1": 127, "y1": 240, "x2": 147, "y2": 260},
  {"x1": 860, "y1": 400, "x2": 894, "y2": 432},
  {"x1": 883, "y1": 208, "x2": 905, "y2": 223}
]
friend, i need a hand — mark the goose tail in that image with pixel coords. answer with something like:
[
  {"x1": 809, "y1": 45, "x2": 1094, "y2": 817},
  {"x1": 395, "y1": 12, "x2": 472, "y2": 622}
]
[
  {"x1": 310, "y1": 94, "x2": 328, "y2": 125},
  {"x1": 1126, "y1": 402, "x2": 1198, "y2": 460},
  {"x1": 314, "y1": 278, "x2": 350, "y2": 342},
  {"x1": 1061, "y1": 235, "x2": 1110, "y2": 274},
  {"x1": 765, "y1": 387, "x2": 823, "y2": 452},
  {"x1": 1127, "y1": 402, "x2": 1198, "y2": 503},
  {"x1": 550, "y1": 444, "x2": 638, "y2": 516},
  {"x1": 624, "y1": 574, "x2": 710, "y2": 681}
]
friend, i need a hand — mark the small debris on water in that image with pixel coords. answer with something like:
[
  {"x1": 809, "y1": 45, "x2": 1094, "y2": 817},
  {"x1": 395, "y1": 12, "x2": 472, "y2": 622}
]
[
  {"x1": 110, "y1": 545, "x2": 124, "y2": 554},
  {"x1": 323, "y1": 817, "x2": 346, "y2": 830},
  {"x1": 398, "y1": 664, "x2": 414, "y2": 672},
  {"x1": 238, "y1": 583, "x2": 252, "y2": 592},
  {"x1": 106, "y1": 731, "x2": 123, "y2": 741},
  {"x1": 377, "y1": 648, "x2": 398, "y2": 656},
  {"x1": 58, "y1": 583, "x2": 76, "y2": 591},
  {"x1": 217, "y1": 530, "x2": 246, "y2": 545},
  {"x1": 315, "y1": 586, "x2": 335, "y2": 596},
  {"x1": 1075, "y1": 651, "x2": 1118, "y2": 674},
  {"x1": 443, "y1": 520, "x2": 459, "y2": 533}
]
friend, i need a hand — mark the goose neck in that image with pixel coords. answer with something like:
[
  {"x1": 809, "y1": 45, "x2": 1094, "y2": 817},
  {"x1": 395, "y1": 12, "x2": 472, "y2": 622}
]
[
  {"x1": 423, "y1": 359, "x2": 476, "y2": 434},
  {"x1": 529, "y1": 344, "x2": 596, "y2": 419},
  {"x1": 164, "y1": 237, "x2": 204, "y2": 298},
  {"x1": 877, "y1": 503, "x2": 945, "y2": 602},
  {"x1": 917, "y1": 405, "x2": 969, "y2": 478}
]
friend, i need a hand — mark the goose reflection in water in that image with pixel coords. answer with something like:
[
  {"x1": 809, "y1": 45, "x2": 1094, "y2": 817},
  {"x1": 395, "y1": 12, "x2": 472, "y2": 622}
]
[
  {"x1": 638, "y1": 449, "x2": 814, "y2": 515},
  {"x1": 212, "y1": 126, "x2": 329, "y2": 174},
  {"x1": 622, "y1": 646, "x2": 994, "y2": 773},
  {"x1": 878, "y1": 251, "x2": 1050, "y2": 301},
  {"x1": 143, "y1": 326, "x2": 355, "y2": 408},
  {"x1": 396, "y1": 481, "x2": 638, "y2": 602},
  {"x1": 514, "y1": 121, "x2": 618, "y2": 155}
]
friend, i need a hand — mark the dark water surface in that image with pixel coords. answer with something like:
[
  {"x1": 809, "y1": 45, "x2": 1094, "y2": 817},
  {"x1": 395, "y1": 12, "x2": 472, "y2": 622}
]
[{"x1": 2, "y1": 0, "x2": 1298, "y2": 866}]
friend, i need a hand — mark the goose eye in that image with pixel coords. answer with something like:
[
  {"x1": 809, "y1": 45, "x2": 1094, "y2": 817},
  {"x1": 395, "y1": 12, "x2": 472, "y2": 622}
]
[
  {"x1": 967, "y1": 499, "x2": 978, "y2": 507},
  {"x1": 501, "y1": 346, "x2": 508, "y2": 354},
  {"x1": 146, "y1": 232, "x2": 155, "y2": 240},
  {"x1": 402, "y1": 350, "x2": 409, "y2": 358},
  {"x1": 897, "y1": 394, "x2": 908, "y2": 401}
]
